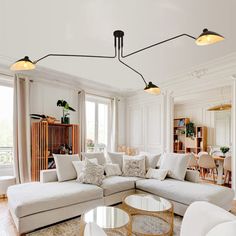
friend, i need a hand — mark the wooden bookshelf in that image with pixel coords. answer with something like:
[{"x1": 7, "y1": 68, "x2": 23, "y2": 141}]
[
  {"x1": 173, "y1": 118, "x2": 190, "y2": 153},
  {"x1": 31, "y1": 122, "x2": 79, "y2": 181},
  {"x1": 185, "y1": 126, "x2": 207, "y2": 154}
]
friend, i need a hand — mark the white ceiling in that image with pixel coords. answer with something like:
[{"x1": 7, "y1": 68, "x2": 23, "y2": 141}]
[{"x1": 0, "y1": 0, "x2": 236, "y2": 93}]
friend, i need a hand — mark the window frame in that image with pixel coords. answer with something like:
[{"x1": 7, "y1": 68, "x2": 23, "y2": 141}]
[
  {"x1": 0, "y1": 77, "x2": 14, "y2": 171},
  {"x1": 85, "y1": 95, "x2": 111, "y2": 152}
]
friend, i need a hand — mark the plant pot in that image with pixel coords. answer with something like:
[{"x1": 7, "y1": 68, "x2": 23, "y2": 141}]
[{"x1": 61, "y1": 116, "x2": 70, "y2": 124}]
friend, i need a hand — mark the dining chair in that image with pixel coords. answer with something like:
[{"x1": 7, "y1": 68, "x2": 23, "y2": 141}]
[
  {"x1": 223, "y1": 156, "x2": 232, "y2": 186},
  {"x1": 187, "y1": 153, "x2": 198, "y2": 170},
  {"x1": 197, "y1": 151, "x2": 208, "y2": 158},
  {"x1": 198, "y1": 154, "x2": 217, "y2": 182}
]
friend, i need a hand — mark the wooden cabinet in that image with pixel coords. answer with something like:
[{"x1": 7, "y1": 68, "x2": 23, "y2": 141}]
[
  {"x1": 173, "y1": 118, "x2": 207, "y2": 154},
  {"x1": 173, "y1": 118, "x2": 190, "y2": 153},
  {"x1": 31, "y1": 122, "x2": 79, "y2": 181}
]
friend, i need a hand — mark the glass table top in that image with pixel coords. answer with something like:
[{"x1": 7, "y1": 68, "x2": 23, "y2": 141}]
[
  {"x1": 124, "y1": 194, "x2": 172, "y2": 212},
  {"x1": 84, "y1": 206, "x2": 130, "y2": 229}
]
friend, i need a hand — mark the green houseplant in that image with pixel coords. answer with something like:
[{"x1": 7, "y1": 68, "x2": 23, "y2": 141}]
[
  {"x1": 57, "y1": 100, "x2": 76, "y2": 124},
  {"x1": 186, "y1": 122, "x2": 195, "y2": 139},
  {"x1": 220, "y1": 146, "x2": 230, "y2": 156}
]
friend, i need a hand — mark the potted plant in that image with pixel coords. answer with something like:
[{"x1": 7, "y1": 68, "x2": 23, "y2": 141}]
[
  {"x1": 186, "y1": 122, "x2": 195, "y2": 139},
  {"x1": 57, "y1": 100, "x2": 76, "y2": 124},
  {"x1": 220, "y1": 146, "x2": 230, "y2": 157}
]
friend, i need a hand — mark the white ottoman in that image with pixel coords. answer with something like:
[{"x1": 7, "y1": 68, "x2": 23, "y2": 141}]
[{"x1": 0, "y1": 176, "x2": 16, "y2": 198}]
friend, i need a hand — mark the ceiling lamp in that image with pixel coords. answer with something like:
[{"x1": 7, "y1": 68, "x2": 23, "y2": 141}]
[
  {"x1": 196, "y1": 28, "x2": 224, "y2": 46},
  {"x1": 10, "y1": 56, "x2": 35, "y2": 71},
  {"x1": 207, "y1": 104, "x2": 231, "y2": 111},
  {"x1": 10, "y1": 28, "x2": 224, "y2": 95}
]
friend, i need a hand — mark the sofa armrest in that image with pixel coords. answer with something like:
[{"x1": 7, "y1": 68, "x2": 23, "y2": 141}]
[
  {"x1": 185, "y1": 170, "x2": 200, "y2": 183},
  {"x1": 180, "y1": 201, "x2": 236, "y2": 236},
  {"x1": 40, "y1": 169, "x2": 58, "y2": 183}
]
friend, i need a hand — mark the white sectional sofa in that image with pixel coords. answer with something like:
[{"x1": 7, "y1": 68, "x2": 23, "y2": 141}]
[{"x1": 7, "y1": 169, "x2": 234, "y2": 234}]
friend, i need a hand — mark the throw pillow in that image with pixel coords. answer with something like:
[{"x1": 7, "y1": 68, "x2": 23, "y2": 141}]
[
  {"x1": 78, "y1": 159, "x2": 104, "y2": 186},
  {"x1": 107, "y1": 152, "x2": 124, "y2": 169},
  {"x1": 140, "y1": 152, "x2": 161, "y2": 170},
  {"x1": 122, "y1": 155, "x2": 146, "y2": 177},
  {"x1": 83, "y1": 152, "x2": 106, "y2": 165},
  {"x1": 104, "y1": 163, "x2": 122, "y2": 177},
  {"x1": 146, "y1": 168, "x2": 168, "y2": 181},
  {"x1": 160, "y1": 153, "x2": 189, "y2": 181},
  {"x1": 53, "y1": 154, "x2": 80, "y2": 182},
  {"x1": 185, "y1": 170, "x2": 200, "y2": 183},
  {"x1": 72, "y1": 158, "x2": 98, "y2": 179}
]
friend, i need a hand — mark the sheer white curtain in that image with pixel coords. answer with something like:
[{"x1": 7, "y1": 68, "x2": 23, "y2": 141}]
[
  {"x1": 13, "y1": 75, "x2": 31, "y2": 183},
  {"x1": 110, "y1": 97, "x2": 119, "y2": 152},
  {"x1": 78, "y1": 90, "x2": 86, "y2": 155}
]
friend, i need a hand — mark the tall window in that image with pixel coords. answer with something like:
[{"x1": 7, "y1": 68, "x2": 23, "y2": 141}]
[
  {"x1": 86, "y1": 96, "x2": 110, "y2": 152},
  {"x1": 0, "y1": 85, "x2": 13, "y2": 166}
]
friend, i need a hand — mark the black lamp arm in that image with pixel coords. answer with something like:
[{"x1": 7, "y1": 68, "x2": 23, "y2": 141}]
[
  {"x1": 121, "y1": 33, "x2": 196, "y2": 58},
  {"x1": 117, "y1": 47, "x2": 148, "y2": 86},
  {"x1": 33, "y1": 51, "x2": 117, "y2": 64}
]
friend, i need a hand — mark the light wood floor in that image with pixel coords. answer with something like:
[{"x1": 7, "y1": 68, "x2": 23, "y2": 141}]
[{"x1": 1, "y1": 197, "x2": 236, "y2": 236}]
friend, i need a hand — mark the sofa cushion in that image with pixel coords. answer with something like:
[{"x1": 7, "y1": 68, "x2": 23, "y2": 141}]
[
  {"x1": 53, "y1": 154, "x2": 80, "y2": 182},
  {"x1": 140, "y1": 152, "x2": 161, "y2": 170},
  {"x1": 108, "y1": 152, "x2": 124, "y2": 169},
  {"x1": 136, "y1": 178, "x2": 234, "y2": 208},
  {"x1": 160, "y1": 153, "x2": 189, "y2": 181},
  {"x1": 122, "y1": 155, "x2": 146, "y2": 177},
  {"x1": 101, "y1": 176, "x2": 136, "y2": 196},
  {"x1": 78, "y1": 159, "x2": 104, "y2": 186},
  {"x1": 7, "y1": 180, "x2": 103, "y2": 218},
  {"x1": 83, "y1": 152, "x2": 106, "y2": 165},
  {"x1": 104, "y1": 163, "x2": 122, "y2": 177}
]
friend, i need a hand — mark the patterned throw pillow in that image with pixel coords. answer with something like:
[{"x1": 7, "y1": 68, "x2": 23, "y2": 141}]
[
  {"x1": 78, "y1": 159, "x2": 104, "y2": 186},
  {"x1": 104, "y1": 163, "x2": 122, "y2": 177},
  {"x1": 122, "y1": 155, "x2": 146, "y2": 177}
]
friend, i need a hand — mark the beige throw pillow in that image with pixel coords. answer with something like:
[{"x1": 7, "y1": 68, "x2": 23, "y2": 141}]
[
  {"x1": 140, "y1": 152, "x2": 161, "y2": 170},
  {"x1": 78, "y1": 159, "x2": 104, "y2": 186},
  {"x1": 104, "y1": 163, "x2": 122, "y2": 177},
  {"x1": 146, "y1": 168, "x2": 168, "y2": 181},
  {"x1": 122, "y1": 155, "x2": 146, "y2": 177}
]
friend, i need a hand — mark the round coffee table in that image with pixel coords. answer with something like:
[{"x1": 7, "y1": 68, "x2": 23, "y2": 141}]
[
  {"x1": 80, "y1": 206, "x2": 132, "y2": 236},
  {"x1": 122, "y1": 194, "x2": 174, "y2": 236}
]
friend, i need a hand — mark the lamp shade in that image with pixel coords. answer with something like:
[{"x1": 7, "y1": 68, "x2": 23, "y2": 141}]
[
  {"x1": 10, "y1": 56, "x2": 35, "y2": 71},
  {"x1": 144, "y1": 82, "x2": 161, "y2": 95},
  {"x1": 195, "y1": 29, "x2": 224, "y2": 46}
]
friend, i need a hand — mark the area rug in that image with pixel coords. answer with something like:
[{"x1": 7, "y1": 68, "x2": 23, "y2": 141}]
[{"x1": 26, "y1": 214, "x2": 182, "y2": 236}]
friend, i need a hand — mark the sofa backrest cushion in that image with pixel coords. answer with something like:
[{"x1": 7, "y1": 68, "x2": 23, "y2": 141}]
[
  {"x1": 53, "y1": 154, "x2": 80, "y2": 182},
  {"x1": 107, "y1": 152, "x2": 124, "y2": 169},
  {"x1": 139, "y1": 152, "x2": 161, "y2": 170},
  {"x1": 160, "y1": 153, "x2": 189, "y2": 181},
  {"x1": 104, "y1": 163, "x2": 122, "y2": 177},
  {"x1": 83, "y1": 152, "x2": 106, "y2": 166}
]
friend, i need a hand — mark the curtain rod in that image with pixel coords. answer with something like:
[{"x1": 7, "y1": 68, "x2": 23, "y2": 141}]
[{"x1": 79, "y1": 90, "x2": 120, "y2": 101}]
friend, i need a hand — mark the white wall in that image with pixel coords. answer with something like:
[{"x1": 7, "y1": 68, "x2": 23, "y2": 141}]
[
  {"x1": 30, "y1": 80, "x2": 79, "y2": 123},
  {"x1": 126, "y1": 92, "x2": 162, "y2": 154}
]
